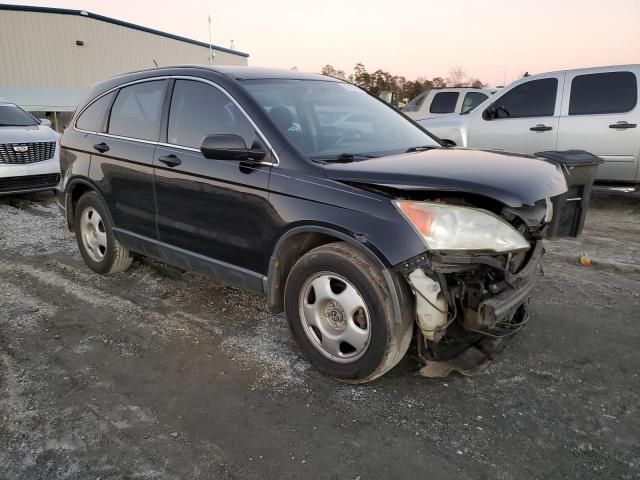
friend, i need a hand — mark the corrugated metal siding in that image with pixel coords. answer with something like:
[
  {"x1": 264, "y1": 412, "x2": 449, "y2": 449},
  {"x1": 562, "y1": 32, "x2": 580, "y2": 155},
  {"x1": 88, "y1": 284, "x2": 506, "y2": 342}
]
[{"x1": 0, "y1": 10, "x2": 248, "y2": 90}]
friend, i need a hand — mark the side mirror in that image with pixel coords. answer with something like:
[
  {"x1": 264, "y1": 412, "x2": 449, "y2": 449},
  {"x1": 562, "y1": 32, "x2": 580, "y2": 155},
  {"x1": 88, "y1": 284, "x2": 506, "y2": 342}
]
[
  {"x1": 200, "y1": 134, "x2": 267, "y2": 161},
  {"x1": 441, "y1": 139, "x2": 457, "y2": 148},
  {"x1": 482, "y1": 104, "x2": 496, "y2": 121},
  {"x1": 39, "y1": 118, "x2": 52, "y2": 127}
]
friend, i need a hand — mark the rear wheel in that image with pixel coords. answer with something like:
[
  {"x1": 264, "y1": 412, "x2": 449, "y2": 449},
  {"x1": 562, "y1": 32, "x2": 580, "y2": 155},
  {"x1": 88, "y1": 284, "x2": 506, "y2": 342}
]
[
  {"x1": 284, "y1": 242, "x2": 413, "y2": 383},
  {"x1": 74, "y1": 192, "x2": 132, "y2": 275}
]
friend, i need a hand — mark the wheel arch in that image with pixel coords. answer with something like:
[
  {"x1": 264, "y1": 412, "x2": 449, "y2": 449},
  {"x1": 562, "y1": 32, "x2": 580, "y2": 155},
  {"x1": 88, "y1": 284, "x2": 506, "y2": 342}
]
[
  {"x1": 266, "y1": 225, "x2": 405, "y2": 325},
  {"x1": 64, "y1": 178, "x2": 112, "y2": 232}
]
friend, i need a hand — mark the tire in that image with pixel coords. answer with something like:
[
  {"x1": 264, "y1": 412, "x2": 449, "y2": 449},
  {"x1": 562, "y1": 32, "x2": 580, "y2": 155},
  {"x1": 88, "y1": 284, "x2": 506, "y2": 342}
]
[
  {"x1": 74, "y1": 191, "x2": 132, "y2": 275},
  {"x1": 284, "y1": 242, "x2": 414, "y2": 383}
]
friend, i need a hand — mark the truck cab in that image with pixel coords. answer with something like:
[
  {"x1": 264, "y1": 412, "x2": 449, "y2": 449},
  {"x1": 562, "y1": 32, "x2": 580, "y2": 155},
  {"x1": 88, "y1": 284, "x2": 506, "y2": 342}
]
[
  {"x1": 402, "y1": 87, "x2": 498, "y2": 120},
  {"x1": 419, "y1": 65, "x2": 640, "y2": 184}
]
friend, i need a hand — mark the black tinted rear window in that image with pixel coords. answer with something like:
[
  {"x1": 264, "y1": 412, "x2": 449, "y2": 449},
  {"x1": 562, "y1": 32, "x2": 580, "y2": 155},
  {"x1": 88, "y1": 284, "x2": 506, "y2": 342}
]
[
  {"x1": 430, "y1": 92, "x2": 459, "y2": 114},
  {"x1": 108, "y1": 81, "x2": 165, "y2": 141},
  {"x1": 76, "y1": 91, "x2": 115, "y2": 132},
  {"x1": 569, "y1": 72, "x2": 637, "y2": 115}
]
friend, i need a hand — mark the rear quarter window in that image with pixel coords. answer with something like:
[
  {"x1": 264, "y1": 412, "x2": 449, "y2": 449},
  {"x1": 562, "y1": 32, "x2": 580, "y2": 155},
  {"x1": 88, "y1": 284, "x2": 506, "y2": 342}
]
[
  {"x1": 569, "y1": 71, "x2": 637, "y2": 115},
  {"x1": 75, "y1": 91, "x2": 115, "y2": 132}
]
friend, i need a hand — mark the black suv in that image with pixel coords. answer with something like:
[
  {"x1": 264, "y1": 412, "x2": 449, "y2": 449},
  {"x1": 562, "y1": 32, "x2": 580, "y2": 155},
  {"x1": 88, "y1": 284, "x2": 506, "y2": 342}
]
[{"x1": 58, "y1": 66, "x2": 590, "y2": 382}]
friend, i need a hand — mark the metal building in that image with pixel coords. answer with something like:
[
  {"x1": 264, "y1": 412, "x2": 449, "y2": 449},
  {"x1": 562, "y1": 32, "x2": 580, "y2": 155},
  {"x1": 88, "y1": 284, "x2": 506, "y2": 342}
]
[{"x1": 0, "y1": 4, "x2": 250, "y2": 130}]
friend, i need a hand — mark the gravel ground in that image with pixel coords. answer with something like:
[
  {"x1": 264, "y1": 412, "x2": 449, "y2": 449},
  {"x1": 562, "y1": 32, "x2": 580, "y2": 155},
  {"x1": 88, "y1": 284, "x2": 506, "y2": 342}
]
[{"x1": 0, "y1": 191, "x2": 639, "y2": 479}]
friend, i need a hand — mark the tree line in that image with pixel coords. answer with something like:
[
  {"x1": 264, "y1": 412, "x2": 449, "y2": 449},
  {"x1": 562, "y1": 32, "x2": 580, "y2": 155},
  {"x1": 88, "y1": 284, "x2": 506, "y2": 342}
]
[{"x1": 320, "y1": 64, "x2": 487, "y2": 102}]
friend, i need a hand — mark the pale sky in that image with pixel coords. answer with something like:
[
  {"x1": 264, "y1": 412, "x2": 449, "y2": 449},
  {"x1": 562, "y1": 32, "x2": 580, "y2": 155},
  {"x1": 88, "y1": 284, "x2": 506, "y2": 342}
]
[{"x1": 8, "y1": 0, "x2": 640, "y2": 86}]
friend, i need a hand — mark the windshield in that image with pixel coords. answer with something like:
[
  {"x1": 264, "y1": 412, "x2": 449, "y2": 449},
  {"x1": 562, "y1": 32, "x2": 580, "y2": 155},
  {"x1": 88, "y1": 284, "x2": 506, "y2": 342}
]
[
  {"x1": 241, "y1": 79, "x2": 439, "y2": 159},
  {"x1": 0, "y1": 105, "x2": 39, "y2": 127},
  {"x1": 402, "y1": 91, "x2": 429, "y2": 112}
]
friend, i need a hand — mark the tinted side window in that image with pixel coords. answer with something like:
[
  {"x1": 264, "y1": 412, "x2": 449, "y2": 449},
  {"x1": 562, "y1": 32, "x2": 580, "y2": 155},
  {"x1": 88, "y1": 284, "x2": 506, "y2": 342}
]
[
  {"x1": 494, "y1": 78, "x2": 558, "y2": 118},
  {"x1": 569, "y1": 72, "x2": 637, "y2": 115},
  {"x1": 108, "y1": 81, "x2": 165, "y2": 141},
  {"x1": 461, "y1": 92, "x2": 488, "y2": 113},
  {"x1": 76, "y1": 91, "x2": 115, "y2": 132},
  {"x1": 430, "y1": 92, "x2": 459, "y2": 114},
  {"x1": 168, "y1": 80, "x2": 256, "y2": 149}
]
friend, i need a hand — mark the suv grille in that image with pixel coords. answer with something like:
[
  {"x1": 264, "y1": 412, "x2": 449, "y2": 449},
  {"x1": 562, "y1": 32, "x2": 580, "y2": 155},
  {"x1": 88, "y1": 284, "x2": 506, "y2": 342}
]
[
  {"x1": 0, "y1": 173, "x2": 60, "y2": 193},
  {"x1": 0, "y1": 142, "x2": 56, "y2": 164}
]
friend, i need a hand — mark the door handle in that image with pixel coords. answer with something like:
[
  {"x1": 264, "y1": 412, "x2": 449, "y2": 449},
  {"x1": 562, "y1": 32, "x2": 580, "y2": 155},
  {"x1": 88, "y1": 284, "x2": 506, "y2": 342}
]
[
  {"x1": 158, "y1": 154, "x2": 182, "y2": 167},
  {"x1": 609, "y1": 121, "x2": 637, "y2": 130},
  {"x1": 530, "y1": 124, "x2": 553, "y2": 132},
  {"x1": 93, "y1": 142, "x2": 109, "y2": 153}
]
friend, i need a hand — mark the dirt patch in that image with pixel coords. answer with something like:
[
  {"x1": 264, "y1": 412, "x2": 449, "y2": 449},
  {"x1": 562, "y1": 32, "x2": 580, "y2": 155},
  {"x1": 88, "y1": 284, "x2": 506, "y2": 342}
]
[{"x1": 0, "y1": 191, "x2": 639, "y2": 479}]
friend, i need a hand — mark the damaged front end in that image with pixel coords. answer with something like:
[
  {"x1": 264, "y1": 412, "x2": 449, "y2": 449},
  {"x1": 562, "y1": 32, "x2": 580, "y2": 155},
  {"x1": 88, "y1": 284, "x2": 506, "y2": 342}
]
[{"x1": 394, "y1": 198, "x2": 552, "y2": 377}]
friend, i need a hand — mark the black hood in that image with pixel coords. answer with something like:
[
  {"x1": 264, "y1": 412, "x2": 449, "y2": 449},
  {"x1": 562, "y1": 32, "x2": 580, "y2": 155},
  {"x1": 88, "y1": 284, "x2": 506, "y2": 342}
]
[{"x1": 324, "y1": 148, "x2": 567, "y2": 207}]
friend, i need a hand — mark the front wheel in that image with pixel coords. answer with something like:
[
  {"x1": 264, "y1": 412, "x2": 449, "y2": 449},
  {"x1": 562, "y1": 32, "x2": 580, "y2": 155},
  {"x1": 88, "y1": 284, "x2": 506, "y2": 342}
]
[{"x1": 284, "y1": 242, "x2": 414, "y2": 383}]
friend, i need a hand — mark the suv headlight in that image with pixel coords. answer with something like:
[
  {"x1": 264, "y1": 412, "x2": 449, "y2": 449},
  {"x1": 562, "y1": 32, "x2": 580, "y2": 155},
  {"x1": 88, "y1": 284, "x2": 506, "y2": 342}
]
[{"x1": 394, "y1": 201, "x2": 530, "y2": 253}]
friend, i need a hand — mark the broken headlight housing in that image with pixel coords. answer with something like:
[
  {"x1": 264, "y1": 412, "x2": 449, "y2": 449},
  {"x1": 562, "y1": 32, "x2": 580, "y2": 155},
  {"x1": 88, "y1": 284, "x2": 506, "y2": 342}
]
[{"x1": 394, "y1": 201, "x2": 530, "y2": 253}]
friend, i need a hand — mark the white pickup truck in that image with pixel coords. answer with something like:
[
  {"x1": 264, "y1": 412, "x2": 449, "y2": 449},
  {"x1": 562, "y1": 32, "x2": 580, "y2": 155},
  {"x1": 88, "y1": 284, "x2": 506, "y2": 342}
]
[
  {"x1": 419, "y1": 65, "x2": 640, "y2": 184},
  {"x1": 402, "y1": 87, "x2": 497, "y2": 120}
]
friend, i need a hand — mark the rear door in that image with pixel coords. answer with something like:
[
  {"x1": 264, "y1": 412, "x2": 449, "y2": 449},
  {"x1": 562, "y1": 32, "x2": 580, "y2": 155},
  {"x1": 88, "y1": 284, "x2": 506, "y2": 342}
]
[
  {"x1": 153, "y1": 78, "x2": 274, "y2": 278},
  {"x1": 91, "y1": 79, "x2": 167, "y2": 239},
  {"x1": 468, "y1": 74, "x2": 563, "y2": 154},
  {"x1": 557, "y1": 68, "x2": 639, "y2": 182}
]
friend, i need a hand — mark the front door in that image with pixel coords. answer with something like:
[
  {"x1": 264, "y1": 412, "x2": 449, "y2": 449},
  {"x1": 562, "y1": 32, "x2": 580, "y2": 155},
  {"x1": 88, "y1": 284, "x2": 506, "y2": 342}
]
[
  {"x1": 153, "y1": 79, "x2": 275, "y2": 282},
  {"x1": 468, "y1": 74, "x2": 564, "y2": 155},
  {"x1": 557, "y1": 68, "x2": 640, "y2": 182}
]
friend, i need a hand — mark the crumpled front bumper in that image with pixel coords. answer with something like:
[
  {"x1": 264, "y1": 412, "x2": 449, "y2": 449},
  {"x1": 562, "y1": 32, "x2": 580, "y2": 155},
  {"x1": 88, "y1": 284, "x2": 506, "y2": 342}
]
[
  {"x1": 474, "y1": 241, "x2": 543, "y2": 329},
  {"x1": 400, "y1": 241, "x2": 545, "y2": 376},
  {"x1": 401, "y1": 240, "x2": 544, "y2": 341}
]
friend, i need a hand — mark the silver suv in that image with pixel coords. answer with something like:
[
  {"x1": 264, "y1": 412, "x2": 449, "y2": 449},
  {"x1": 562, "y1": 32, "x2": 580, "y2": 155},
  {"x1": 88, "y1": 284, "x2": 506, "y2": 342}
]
[
  {"x1": 0, "y1": 102, "x2": 60, "y2": 195},
  {"x1": 419, "y1": 65, "x2": 640, "y2": 184}
]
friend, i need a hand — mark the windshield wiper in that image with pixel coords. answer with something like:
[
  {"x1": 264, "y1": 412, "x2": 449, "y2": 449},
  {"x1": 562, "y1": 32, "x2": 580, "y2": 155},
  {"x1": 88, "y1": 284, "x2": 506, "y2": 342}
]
[
  {"x1": 405, "y1": 145, "x2": 439, "y2": 153},
  {"x1": 314, "y1": 153, "x2": 378, "y2": 163}
]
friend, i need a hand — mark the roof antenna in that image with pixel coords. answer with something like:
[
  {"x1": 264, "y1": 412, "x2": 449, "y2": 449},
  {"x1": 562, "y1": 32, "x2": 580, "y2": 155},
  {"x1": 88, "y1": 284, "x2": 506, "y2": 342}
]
[
  {"x1": 153, "y1": 59, "x2": 158, "y2": 68},
  {"x1": 208, "y1": 14, "x2": 214, "y2": 64}
]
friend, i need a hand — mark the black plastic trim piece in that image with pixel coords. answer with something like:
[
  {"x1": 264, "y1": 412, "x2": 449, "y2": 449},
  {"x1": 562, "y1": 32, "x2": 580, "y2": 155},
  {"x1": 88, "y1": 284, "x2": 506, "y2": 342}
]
[{"x1": 114, "y1": 228, "x2": 265, "y2": 293}]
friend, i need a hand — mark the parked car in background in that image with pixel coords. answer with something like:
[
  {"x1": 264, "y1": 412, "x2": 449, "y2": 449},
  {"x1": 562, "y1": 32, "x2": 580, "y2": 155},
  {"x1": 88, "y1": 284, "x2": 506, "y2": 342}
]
[
  {"x1": 402, "y1": 87, "x2": 498, "y2": 120},
  {"x1": 419, "y1": 65, "x2": 640, "y2": 184},
  {"x1": 0, "y1": 102, "x2": 60, "y2": 195},
  {"x1": 58, "y1": 66, "x2": 597, "y2": 383}
]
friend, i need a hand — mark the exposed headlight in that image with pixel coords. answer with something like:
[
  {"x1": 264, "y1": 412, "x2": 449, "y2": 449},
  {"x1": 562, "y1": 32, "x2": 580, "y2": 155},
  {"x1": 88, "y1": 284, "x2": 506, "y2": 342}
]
[{"x1": 394, "y1": 201, "x2": 530, "y2": 253}]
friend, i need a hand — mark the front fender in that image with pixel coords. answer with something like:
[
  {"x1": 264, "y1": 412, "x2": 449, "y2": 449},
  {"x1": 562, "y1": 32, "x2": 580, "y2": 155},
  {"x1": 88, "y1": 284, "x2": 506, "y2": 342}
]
[{"x1": 265, "y1": 223, "x2": 409, "y2": 324}]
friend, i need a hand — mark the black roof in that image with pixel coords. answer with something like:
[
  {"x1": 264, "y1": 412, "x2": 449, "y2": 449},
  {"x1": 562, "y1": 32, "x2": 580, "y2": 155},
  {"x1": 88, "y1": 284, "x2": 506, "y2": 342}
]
[
  {"x1": 184, "y1": 66, "x2": 335, "y2": 81},
  {"x1": 104, "y1": 65, "x2": 337, "y2": 83},
  {"x1": 0, "y1": 3, "x2": 249, "y2": 57}
]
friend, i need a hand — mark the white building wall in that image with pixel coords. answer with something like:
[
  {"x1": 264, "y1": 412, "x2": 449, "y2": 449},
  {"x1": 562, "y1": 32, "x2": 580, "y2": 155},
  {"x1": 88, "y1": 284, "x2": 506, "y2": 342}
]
[{"x1": 0, "y1": 9, "x2": 248, "y2": 111}]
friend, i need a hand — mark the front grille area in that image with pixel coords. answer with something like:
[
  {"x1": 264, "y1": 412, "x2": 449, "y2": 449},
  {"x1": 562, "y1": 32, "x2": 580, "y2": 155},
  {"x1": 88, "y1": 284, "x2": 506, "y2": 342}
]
[
  {"x1": 0, "y1": 142, "x2": 56, "y2": 164},
  {"x1": 0, "y1": 173, "x2": 60, "y2": 193}
]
